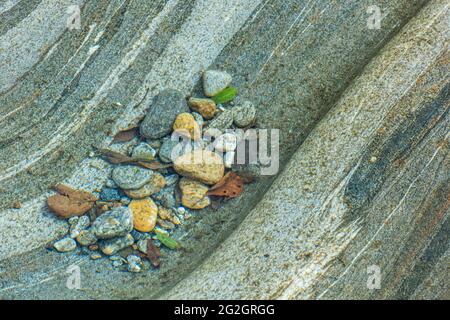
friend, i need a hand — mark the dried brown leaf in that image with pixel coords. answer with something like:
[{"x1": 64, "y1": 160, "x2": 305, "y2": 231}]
[
  {"x1": 48, "y1": 184, "x2": 98, "y2": 218},
  {"x1": 207, "y1": 172, "x2": 244, "y2": 198},
  {"x1": 112, "y1": 127, "x2": 139, "y2": 143},
  {"x1": 146, "y1": 239, "x2": 161, "y2": 268},
  {"x1": 98, "y1": 148, "x2": 171, "y2": 170}
]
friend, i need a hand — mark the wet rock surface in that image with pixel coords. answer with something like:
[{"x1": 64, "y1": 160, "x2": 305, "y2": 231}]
[{"x1": 92, "y1": 207, "x2": 134, "y2": 240}]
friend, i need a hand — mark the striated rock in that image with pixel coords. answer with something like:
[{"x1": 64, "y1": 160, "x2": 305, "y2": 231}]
[
  {"x1": 232, "y1": 100, "x2": 256, "y2": 127},
  {"x1": 203, "y1": 70, "x2": 232, "y2": 97},
  {"x1": 140, "y1": 89, "x2": 189, "y2": 139},
  {"x1": 53, "y1": 238, "x2": 77, "y2": 252},
  {"x1": 129, "y1": 199, "x2": 158, "y2": 232},
  {"x1": 124, "y1": 172, "x2": 165, "y2": 199},
  {"x1": 92, "y1": 206, "x2": 133, "y2": 239},
  {"x1": 99, "y1": 234, "x2": 134, "y2": 256},
  {"x1": 173, "y1": 113, "x2": 201, "y2": 140},
  {"x1": 174, "y1": 150, "x2": 225, "y2": 185},
  {"x1": 179, "y1": 178, "x2": 211, "y2": 209},
  {"x1": 188, "y1": 97, "x2": 217, "y2": 119}
]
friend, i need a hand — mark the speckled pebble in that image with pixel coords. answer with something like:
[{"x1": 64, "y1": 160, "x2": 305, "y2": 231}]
[
  {"x1": 207, "y1": 109, "x2": 233, "y2": 131},
  {"x1": 100, "y1": 187, "x2": 123, "y2": 202},
  {"x1": 69, "y1": 215, "x2": 90, "y2": 238},
  {"x1": 99, "y1": 234, "x2": 134, "y2": 256},
  {"x1": 124, "y1": 172, "x2": 166, "y2": 199},
  {"x1": 76, "y1": 229, "x2": 98, "y2": 246},
  {"x1": 92, "y1": 206, "x2": 133, "y2": 239},
  {"x1": 129, "y1": 198, "x2": 158, "y2": 232},
  {"x1": 127, "y1": 255, "x2": 144, "y2": 273},
  {"x1": 54, "y1": 237, "x2": 77, "y2": 252},
  {"x1": 164, "y1": 174, "x2": 180, "y2": 186},
  {"x1": 189, "y1": 97, "x2": 217, "y2": 119},
  {"x1": 131, "y1": 143, "x2": 157, "y2": 161},
  {"x1": 203, "y1": 70, "x2": 232, "y2": 97},
  {"x1": 232, "y1": 100, "x2": 256, "y2": 127},
  {"x1": 179, "y1": 178, "x2": 211, "y2": 209},
  {"x1": 112, "y1": 165, "x2": 153, "y2": 190},
  {"x1": 213, "y1": 133, "x2": 237, "y2": 152}
]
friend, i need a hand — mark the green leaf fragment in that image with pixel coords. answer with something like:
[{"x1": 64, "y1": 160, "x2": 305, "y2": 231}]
[
  {"x1": 212, "y1": 87, "x2": 238, "y2": 104},
  {"x1": 155, "y1": 231, "x2": 180, "y2": 250}
]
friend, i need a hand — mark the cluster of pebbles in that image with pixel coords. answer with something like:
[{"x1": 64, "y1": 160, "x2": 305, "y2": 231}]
[{"x1": 50, "y1": 70, "x2": 257, "y2": 273}]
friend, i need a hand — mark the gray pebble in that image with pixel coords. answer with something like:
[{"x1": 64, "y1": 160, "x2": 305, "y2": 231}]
[
  {"x1": 192, "y1": 112, "x2": 204, "y2": 127},
  {"x1": 105, "y1": 179, "x2": 118, "y2": 188},
  {"x1": 54, "y1": 238, "x2": 77, "y2": 252},
  {"x1": 92, "y1": 206, "x2": 133, "y2": 239},
  {"x1": 140, "y1": 89, "x2": 189, "y2": 139},
  {"x1": 232, "y1": 101, "x2": 256, "y2": 127},
  {"x1": 100, "y1": 187, "x2": 123, "y2": 202},
  {"x1": 112, "y1": 165, "x2": 153, "y2": 189},
  {"x1": 153, "y1": 185, "x2": 179, "y2": 209},
  {"x1": 203, "y1": 70, "x2": 232, "y2": 97},
  {"x1": 130, "y1": 229, "x2": 151, "y2": 241},
  {"x1": 99, "y1": 234, "x2": 134, "y2": 256},
  {"x1": 132, "y1": 142, "x2": 157, "y2": 161},
  {"x1": 159, "y1": 137, "x2": 192, "y2": 163},
  {"x1": 164, "y1": 174, "x2": 180, "y2": 186},
  {"x1": 137, "y1": 239, "x2": 148, "y2": 254},
  {"x1": 207, "y1": 109, "x2": 233, "y2": 131},
  {"x1": 127, "y1": 255, "x2": 144, "y2": 273},
  {"x1": 76, "y1": 229, "x2": 98, "y2": 246},
  {"x1": 68, "y1": 216, "x2": 79, "y2": 226}
]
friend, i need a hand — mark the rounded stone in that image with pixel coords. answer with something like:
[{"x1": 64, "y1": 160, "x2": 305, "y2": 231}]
[
  {"x1": 174, "y1": 150, "x2": 225, "y2": 185},
  {"x1": 207, "y1": 109, "x2": 233, "y2": 131},
  {"x1": 188, "y1": 97, "x2": 217, "y2": 119},
  {"x1": 159, "y1": 137, "x2": 193, "y2": 163},
  {"x1": 76, "y1": 229, "x2": 98, "y2": 246},
  {"x1": 131, "y1": 143, "x2": 157, "y2": 161},
  {"x1": 53, "y1": 237, "x2": 77, "y2": 252},
  {"x1": 140, "y1": 89, "x2": 189, "y2": 139},
  {"x1": 213, "y1": 133, "x2": 237, "y2": 152},
  {"x1": 99, "y1": 234, "x2": 134, "y2": 256},
  {"x1": 203, "y1": 70, "x2": 232, "y2": 97},
  {"x1": 127, "y1": 255, "x2": 144, "y2": 273},
  {"x1": 92, "y1": 206, "x2": 134, "y2": 239},
  {"x1": 179, "y1": 178, "x2": 211, "y2": 210},
  {"x1": 124, "y1": 172, "x2": 166, "y2": 199},
  {"x1": 232, "y1": 101, "x2": 256, "y2": 127},
  {"x1": 173, "y1": 113, "x2": 201, "y2": 140},
  {"x1": 129, "y1": 198, "x2": 158, "y2": 232},
  {"x1": 112, "y1": 165, "x2": 153, "y2": 190}
]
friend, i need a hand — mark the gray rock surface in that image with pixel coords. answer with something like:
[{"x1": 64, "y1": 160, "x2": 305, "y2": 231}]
[
  {"x1": 140, "y1": 89, "x2": 189, "y2": 139},
  {"x1": 92, "y1": 207, "x2": 133, "y2": 240}
]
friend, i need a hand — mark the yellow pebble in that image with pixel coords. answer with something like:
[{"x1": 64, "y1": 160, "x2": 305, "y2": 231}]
[
  {"x1": 173, "y1": 113, "x2": 201, "y2": 140},
  {"x1": 129, "y1": 199, "x2": 158, "y2": 232}
]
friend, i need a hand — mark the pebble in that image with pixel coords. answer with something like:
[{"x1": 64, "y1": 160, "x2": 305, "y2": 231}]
[
  {"x1": 100, "y1": 187, "x2": 123, "y2": 202},
  {"x1": 223, "y1": 151, "x2": 235, "y2": 168},
  {"x1": 127, "y1": 255, "x2": 144, "y2": 273},
  {"x1": 92, "y1": 206, "x2": 134, "y2": 239},
  {"x1": 124, "y1": 172, "x2": 166, "y2": 199},
  {"x1": 54, "y1": 237, "x2": 77, "y2": 252},
  {"x1": 232, "y1": 100, "x2": 257, "y2": 127},
  {"x1": 90, "y1": 253, "x2": 102, "y2": 260},
  {"x1": 112, "y1": 165, "x2": 153, "y2": 190},
  {"x1": 137, "y1": 239, "x2": 148, "y2": 254},
  {"x1": 158, "y1": 207, "x2": 181, "y2": 225},
  {"x1": 191, "y1": 112, "x2": 204, "y2": 128},
  {"x1": 140, "y1": 89, "x2": 189, "y2": 139},
  {"x1": 131, "y1": 143, "x2": 157, "y2": 161},
  {"x1": 188, "y1": 97, "x2": 217, "y2": 119},
  {"x1": 152, "y1": 185, "x2": 178, "y2": 208},
  {"x1": 207, "y1": 109, "x2": 233, "y2": 131},
  {"x1": 69, "y1": 215, "x2": 90, "y2": 238},
  {"x1": 129, "y1": 199, "x2": 158, "y2": 232},
  {"x1": 68, "y1": 216, "x2": 79, "y2": 226},
  {"x1": 105, "y1": 179, "x2": 118, "y2": 188},
  {"x1": 76, "y1": 229, "x2": 98, "y2": 246},
  {"x1": 203, "y1": 70, "x2": 232, "y2": 97},
  {"x1": 130, "y1": 229, "x2": 151, "y2": 241},
  {"x1": 179, "y1": 178, "x2": 211, "y2": 209},
  {"x1": 213, "y1": 133, "x2": 237, "y2": 152},
  {"x1": 174, "y1": 150, "x2": 225, "y2": 185},
  {"x1": 157, "y1": 219, "x2": 176, "y2": 229},
  {"x1": 159, "y1": 138, "x2": 181, "y2": 163},
  {"x1": 164, "y1": 174, "x2": 180, "y2": 186},
  {"x1": 99, "y1": 234, "x2": 134, "y2": 256},
  {"x1": 173, "y1": 113, "x2": 201, "y2": 140}
]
